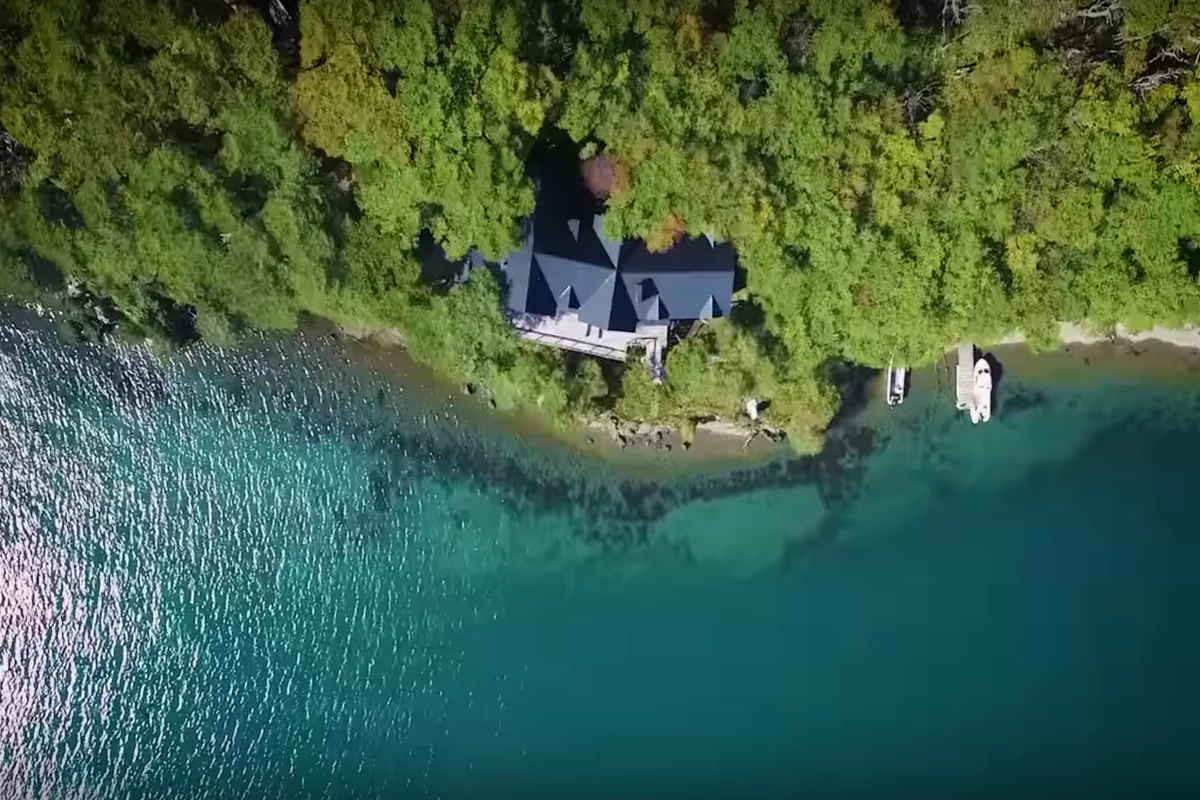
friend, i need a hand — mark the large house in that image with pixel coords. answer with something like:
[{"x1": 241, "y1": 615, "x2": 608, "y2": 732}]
[{"x1": 496, "y1": 200, "x2": 737, "y2": 371}]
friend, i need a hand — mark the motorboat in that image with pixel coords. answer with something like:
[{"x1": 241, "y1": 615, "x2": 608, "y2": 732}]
[
  {"x1": 970, "y1": 358, "x2": 992, "y2": 424},
  {"x1": 885, "y1": 361, "x2": 907, "y2": 407}
]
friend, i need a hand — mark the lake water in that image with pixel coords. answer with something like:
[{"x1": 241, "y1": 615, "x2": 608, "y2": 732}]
[{"x1": 2, "y1": 307, "x2": 1199, "y2": 798}]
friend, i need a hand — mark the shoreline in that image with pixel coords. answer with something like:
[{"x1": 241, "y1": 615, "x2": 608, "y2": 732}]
[
  {"x1": 322, "y1": 321, "x2": 790, "y2": 475},
  {"x1": 14, "y1": 295, "x2": 1198, "y2": 472},
  {"x1": 992, "y1": 322, "x2": 1200, "y2": 350},
  {"x1": 976, "y1": 323, "x2": 1200, "y2": 388},
  {"x1": 328, "y1": 319, "x2": 1200, "y2": 474}
]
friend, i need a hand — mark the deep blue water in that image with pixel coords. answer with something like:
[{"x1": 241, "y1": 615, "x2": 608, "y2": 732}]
[{"x1": 2, "y1": 308, "x2": 1199, "y2": 798}]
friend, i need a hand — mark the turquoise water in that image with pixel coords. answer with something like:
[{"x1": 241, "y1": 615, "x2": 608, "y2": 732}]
[{"x1": 2, "y1": 307, "x2": 1199, "y2": 798}]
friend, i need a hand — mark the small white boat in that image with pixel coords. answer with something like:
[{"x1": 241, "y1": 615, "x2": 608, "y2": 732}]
[
  {"x1": 885, "y1": 361, "x2": 908, "y2": 407},
  {"x1": 970, "y1": 358, "x2": 992, "y2": 424}
]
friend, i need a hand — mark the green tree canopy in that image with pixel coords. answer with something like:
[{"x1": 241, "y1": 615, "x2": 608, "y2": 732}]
[{"x1": 5, "y1": 0, "x2": 1200, "y2": 447}]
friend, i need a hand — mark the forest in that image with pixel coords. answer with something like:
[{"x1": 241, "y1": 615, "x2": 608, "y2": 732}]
[{"x1": 4, "y1": 0, "x2": 1200, "y2": 447}]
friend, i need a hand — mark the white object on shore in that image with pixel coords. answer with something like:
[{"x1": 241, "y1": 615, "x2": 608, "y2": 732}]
[
  {"x1": 970, "y1": 359, "x2": 992, "y2": 424},
  {"x1": 885, "y1": 360, "x2": 907, "y2": 407},
  {"x1": 745, "y1": 398, "x2": 760, "y2": 421}
]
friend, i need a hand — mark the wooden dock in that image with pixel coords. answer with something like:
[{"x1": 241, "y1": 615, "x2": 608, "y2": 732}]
[{"x1": 955, "y1": 342, "x2": 975, "y2": 410}]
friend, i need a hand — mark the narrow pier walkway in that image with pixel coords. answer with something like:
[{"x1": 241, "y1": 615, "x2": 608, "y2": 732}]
[{"x1": 955, "y1": 342, "x2": 975, "y2": 411}]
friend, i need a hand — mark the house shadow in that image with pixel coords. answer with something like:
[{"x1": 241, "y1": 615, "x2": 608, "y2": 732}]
[
  {"x1": 416, "y1": 231, "x2": 468, "y2": 292},
  {"x1": 733, "y1": 262, "x2": 748, "y2": 293}
]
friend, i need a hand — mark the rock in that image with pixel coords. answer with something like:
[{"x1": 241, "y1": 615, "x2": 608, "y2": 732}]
[
  {"x1": 762, "y1": 426, "x2": 787, "y2": 443},
  {"x1": 339, "y1": 325, "x2": 407, "y2": 348},
  {"x1": 682, "y1": 441, "x2": 691, "y2": 450},
  {"x1": 487, "y1": 398, "x2": 497, "y2": 410}
]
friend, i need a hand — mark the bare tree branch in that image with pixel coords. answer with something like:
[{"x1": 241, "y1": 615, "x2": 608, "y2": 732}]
[
  {"x1": 902, "y1": 85, "x2": 935, "y2": 129},
  {"x1": 945, "y1": 2, "x2": 984, "y2": 31},
  {"x1": 943, "y1": 0, "x2": 966, "y2": 28},
  {"x1": 1071, "y1": 0, "x2": 1123, "y2": 24},
  {"x1": 1132, "y1": 68, "x2": 1189, "y2": 97}
]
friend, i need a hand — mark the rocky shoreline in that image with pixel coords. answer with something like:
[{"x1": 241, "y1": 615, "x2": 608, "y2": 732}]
[
  {"x1": 586, "y1": 415, "x2": 678, "y2": 452},
  {"x1": 330, "y1": 321, "x2": 799, "y2": 465},
  {"x1": 585, "y1": 414, "x2": 789, "y2": 453},
  {"x1": 337, "y1": 317, "x2": 1200, "y2": 467}
]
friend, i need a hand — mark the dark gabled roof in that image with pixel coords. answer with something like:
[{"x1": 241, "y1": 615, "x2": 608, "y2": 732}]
[
  {"x1": 500, "y1": 206, "x2": 736, "y2": 332},
  {"x1": 621, "y1": 268, "x2": 731, "y2": 322},
  {"x1": 620, "y1": 233, "x2": 735, "y2": 274},
  {"x1": 531, "y1": 203, "x2": 620, "y2": 269},
  {"x1": 619, "y1": 234, "x2": 735, "y2": 323},
  {"x1": 500, "y1": 231, "x2": 537, "y2": 312}
]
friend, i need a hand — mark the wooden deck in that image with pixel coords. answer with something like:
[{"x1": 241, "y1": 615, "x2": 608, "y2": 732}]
[{"x1": 508, "y1": 311, "x2": 670, "y2": 378}]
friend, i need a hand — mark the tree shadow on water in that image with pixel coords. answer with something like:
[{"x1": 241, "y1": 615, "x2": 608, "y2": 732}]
[{"x1": 820, "y1": 358, "x2": 878, "y2": 432}]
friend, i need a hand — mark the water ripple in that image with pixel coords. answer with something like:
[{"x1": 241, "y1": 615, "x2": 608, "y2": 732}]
[
  {"x1": 3, "y1": 307, "x2": 1197, "y2": 796},
  {"x1": 0, "y1": 315, "x2": 502, "y2": 797}
]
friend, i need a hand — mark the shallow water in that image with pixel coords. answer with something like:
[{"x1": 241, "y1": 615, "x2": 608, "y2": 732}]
[{"x1": 1, "y1": 308, "x2": 1199, "y2": 798}]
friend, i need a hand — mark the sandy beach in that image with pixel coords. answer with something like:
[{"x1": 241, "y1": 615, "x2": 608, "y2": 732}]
[
  {"x1": 979, "y1": 323, "x2": 1200, "y2": 384},
  {"x1": 993, "y1": 322, "x2": 1200, "y2": 350}
]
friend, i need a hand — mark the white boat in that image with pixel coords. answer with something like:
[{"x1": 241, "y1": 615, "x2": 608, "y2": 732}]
[
  {"x1": 885, "y1": 361, "x2": 907, "y2": 407},
  {"x1": 970, "y1": 358, "x2": 992, "y2": 424}
]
